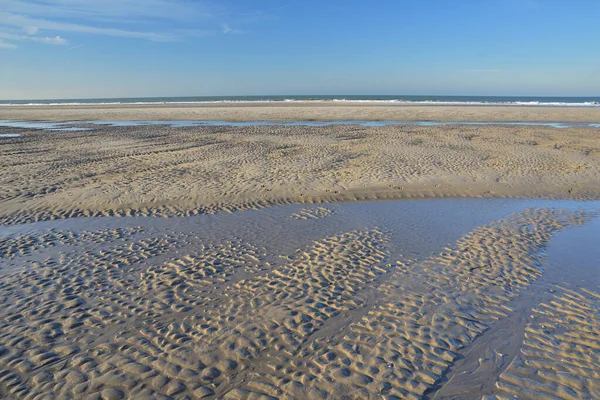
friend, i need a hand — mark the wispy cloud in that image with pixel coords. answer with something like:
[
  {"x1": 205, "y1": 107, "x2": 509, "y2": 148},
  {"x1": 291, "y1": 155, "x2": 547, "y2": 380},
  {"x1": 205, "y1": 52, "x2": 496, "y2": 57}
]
[
  {"x1": 0, "y1": 29, "x2": 68, "y2": 47},
  {"x1": 1, "y1": 0, "x2": 217, "y2": 21},
  {"x1": 222, "y1": 23, "x2": 233, "y2": 34},
  {"x1": 23, "y1": 26, "x2": 38, "y2": 35},
  {"x1": 222, "y1": 23, "x2": 246, "y2": 35},
  {"x1": 0, "y1": 39, "x2": 18, "y2": 49},
  {"x1": 32, "y1": 35, "x2": 67, "y2": 45},
  {"x1": 0, "y1": 12, "x2": 176, "y2": 42},
  {"x1": 467, "y1": 69, "x2": 504, "y2": 73},
  {"x1": 67, "y1": 44, "x2": 84, "y2": 51},
  {"x1": 0, "y1": 0, "x2": 261, "y2": 49}
]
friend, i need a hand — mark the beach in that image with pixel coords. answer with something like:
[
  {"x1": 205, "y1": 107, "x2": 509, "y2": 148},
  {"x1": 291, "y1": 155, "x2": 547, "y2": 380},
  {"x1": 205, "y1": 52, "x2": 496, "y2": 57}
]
[
  {"x1": 3, "y1": 102, "x2": 600, "y2": 123},
  {"x1": 1, "y1": 107, "x2": 600, "y2": 224},
  {"x1": 1, "y1": 104, "x2": 599, "y2": 399}
]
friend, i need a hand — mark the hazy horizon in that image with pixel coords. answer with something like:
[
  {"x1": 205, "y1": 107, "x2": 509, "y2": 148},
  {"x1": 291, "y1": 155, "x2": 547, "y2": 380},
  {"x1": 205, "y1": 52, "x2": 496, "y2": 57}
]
[{"x1": 1, "y1": 0, "x2": 599, "y2": 100}]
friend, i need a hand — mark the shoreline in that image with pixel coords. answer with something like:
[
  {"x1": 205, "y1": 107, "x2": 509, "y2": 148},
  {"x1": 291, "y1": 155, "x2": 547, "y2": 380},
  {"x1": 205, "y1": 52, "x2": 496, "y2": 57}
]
[{"x1": 2, "y1": 103, "x2": 600, "y2": 122}]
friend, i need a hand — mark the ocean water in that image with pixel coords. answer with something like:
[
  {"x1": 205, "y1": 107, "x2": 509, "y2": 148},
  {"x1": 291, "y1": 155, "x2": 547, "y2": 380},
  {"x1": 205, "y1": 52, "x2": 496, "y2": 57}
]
[{"x1": 1, "y1": 95, "x2": 599, "y2": 107}]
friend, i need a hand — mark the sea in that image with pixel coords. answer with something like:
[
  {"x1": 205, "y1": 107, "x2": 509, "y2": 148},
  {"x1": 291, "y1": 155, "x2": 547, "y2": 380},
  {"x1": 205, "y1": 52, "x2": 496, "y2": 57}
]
[{"x1": 1, "y1": 95, "x2": 599, "y2": 107}]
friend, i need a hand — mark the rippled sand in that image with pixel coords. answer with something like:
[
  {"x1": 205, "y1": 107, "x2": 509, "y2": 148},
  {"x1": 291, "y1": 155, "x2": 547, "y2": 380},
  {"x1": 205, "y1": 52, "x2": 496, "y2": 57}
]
[
  {"x1": 1, "y1": 122, "x2": 600, "y2": 225},
  {"x1": 0, "y1": 200, "x2": 598, "y2": 399},
  {"x1": 1, "y1": 110, "x2": 599, "y2": 399}
]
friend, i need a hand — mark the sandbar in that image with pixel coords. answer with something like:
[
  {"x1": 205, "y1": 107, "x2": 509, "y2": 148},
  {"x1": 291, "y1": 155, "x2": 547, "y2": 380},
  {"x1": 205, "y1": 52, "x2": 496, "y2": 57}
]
[{"x1": 2, "y1": 102, "x2": 600, "y2": 122}]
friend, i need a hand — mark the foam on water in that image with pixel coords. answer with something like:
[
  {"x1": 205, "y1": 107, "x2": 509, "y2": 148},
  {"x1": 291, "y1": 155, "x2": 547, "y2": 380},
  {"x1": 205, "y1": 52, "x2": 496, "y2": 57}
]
[{"x1": 1, "y1": 95, "x2": 599, "y2": 107}]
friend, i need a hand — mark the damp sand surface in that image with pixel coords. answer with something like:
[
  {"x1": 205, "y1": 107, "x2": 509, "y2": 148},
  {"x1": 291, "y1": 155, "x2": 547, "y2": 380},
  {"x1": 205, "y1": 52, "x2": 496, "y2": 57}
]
[
  {"x1": 0, "y1": 199, "x2": 598, "y2": 399},
  {"x1": 1, "y1": 122, "x2": 600, "y2": 226},
  {"x1": 2, "y1": 103, "x2": 600, "y2": 123}
]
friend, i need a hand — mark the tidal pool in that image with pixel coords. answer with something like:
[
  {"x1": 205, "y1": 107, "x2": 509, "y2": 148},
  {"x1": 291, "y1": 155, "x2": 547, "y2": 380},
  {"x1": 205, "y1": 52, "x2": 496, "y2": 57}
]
[{"x1": 0, "y1": 198, "x2": 598, "y2": 399}]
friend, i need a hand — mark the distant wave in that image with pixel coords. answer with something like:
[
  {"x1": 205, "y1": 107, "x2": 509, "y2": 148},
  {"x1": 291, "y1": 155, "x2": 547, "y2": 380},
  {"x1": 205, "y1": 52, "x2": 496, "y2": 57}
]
[{"x1": 1, "y1": 98, "x2": 599, "y2": 107}]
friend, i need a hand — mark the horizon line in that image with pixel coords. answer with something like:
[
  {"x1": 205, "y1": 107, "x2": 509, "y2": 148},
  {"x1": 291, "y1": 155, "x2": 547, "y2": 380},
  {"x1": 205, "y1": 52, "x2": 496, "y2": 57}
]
[{"x1": 2, "y1": 94, "x2": 599, "y2": 102}]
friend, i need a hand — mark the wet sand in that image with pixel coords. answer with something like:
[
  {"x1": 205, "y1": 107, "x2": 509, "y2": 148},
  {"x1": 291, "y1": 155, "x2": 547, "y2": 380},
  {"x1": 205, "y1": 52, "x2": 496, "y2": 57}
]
[
  {"x1": 0, "y1": 200, "x2": 598, "y2": 399},
  {"x1": 1, "y1": 108, "x2": 599, "y2": 399},
  {"x1": 2, "y1": 102, "x2": 600, "y2": 123},
  {"x1": 1, "y1": 121, "x2": 600, "y2": 225}
]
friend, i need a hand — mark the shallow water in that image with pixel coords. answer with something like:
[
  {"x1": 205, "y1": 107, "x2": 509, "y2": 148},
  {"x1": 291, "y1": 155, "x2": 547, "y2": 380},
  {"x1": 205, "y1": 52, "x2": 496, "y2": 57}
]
[
  {"x1": 0, "y1": 133, "x2": 22, "y2": 138},
  {"x1": 2, "y1": 197, "x2": 598, "y2": 277},
  {"x1": 0, "y1": 198, "x2": 579, "y2": 255},
  {"x1": 0, "y1": 120, "x2": 92, "y2": 131},
  {"x1": 543, "y1": 217, "x2": 600, "y2": 291},
  {"x1": 0, "y1": 198, "x2": 598, "y2": 399},
  {"x1": 2, "y1": 119, "x2": 600, "y2": 131},
  {"x1": 83, "y1": 120, "x2": 600, "y2": 128}
]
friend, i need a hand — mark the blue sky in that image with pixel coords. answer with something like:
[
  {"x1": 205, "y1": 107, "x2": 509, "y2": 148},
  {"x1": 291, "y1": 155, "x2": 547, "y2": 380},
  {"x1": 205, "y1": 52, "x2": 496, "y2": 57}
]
[{"x1": 1, "y1": 0, "x2": 599, "y2": 99}]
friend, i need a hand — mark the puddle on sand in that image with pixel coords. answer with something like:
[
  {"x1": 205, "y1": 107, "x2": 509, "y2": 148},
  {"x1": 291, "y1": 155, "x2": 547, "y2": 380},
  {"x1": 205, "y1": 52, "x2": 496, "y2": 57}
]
[
  {"x1": 84, "y1": 120, "x2": 598, "y2": 128},
  {"x1": 0, "y1": 120, "x2": 91, "y2": 131},
  {"x1": 420, "y1": 201, "x2": 600, "y2": 400},
  {"x1": 542, "y1": 217, "x2": 600, "y2": 290},
  {"x1": 0, "y1": 133, "x2": 22, "y2": 138},
  {"x1": 0, "y1": 198, "x2": 548, "y2": 263},
  {"x1": 1, "y1": 119, "x2": 600, "y2": 130},
  {"x1": 0, "y1": 198, "x2": 598, "y2": 399},
  {"x1": 1, "y1": 197, "x2": 597, "y2": 286}
]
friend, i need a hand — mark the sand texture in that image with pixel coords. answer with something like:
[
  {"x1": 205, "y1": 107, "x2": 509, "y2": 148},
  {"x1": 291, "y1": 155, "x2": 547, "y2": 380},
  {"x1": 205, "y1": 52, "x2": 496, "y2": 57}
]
[
  {"x1": 0, "y1": 201, "x2": 598, "y2": 399},
  {"x1": 1, "y1": 122, "x2": 600, "y2": 226},
  {"x1": 2, "y1": 103, "x2": 600, "y2": 123},
  {"x1": 487, "y1": 287, "x2": 600, "y2": 399},
  {"x1": 1, "y1": 109, "x2": 600, "y2": 399}
]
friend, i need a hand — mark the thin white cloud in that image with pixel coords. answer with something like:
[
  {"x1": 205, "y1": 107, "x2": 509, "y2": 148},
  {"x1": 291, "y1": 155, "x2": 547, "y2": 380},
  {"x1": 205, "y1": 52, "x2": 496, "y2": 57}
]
[
  {"x1": 1, "y1": 0, "x2": 217, "y2": 21},
  {"x1": 1, "y1": 12, "x2": 176, "y2": 42},
  {"x1": 222, "y1": 23, "x2": 233, "y2": 34},
  {"x1": 23, "y1": 26, "x2": 38, "y2": 35},
  {"x1": 32, "y1": 35, "x2": 67, "y2": 45},
  {"x1": 0, "y1": 39, "x2": 18, "y2": 49},
  {"x1": 221, "y1": 23, "x2": 245, "y2": 35},
  {"x1": 0, "y1": 1, "x2": 267, "y2": 48},
  {"x1": 67, "y1": 44, "x2": 84, "y2": 51},
  {"x1": 0, "y1": 30, "x2": 67, "y2": 45}
]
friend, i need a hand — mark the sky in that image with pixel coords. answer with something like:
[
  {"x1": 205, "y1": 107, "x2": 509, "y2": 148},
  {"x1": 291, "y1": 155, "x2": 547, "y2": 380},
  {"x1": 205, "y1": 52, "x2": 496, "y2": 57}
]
[{"x1": 0, "y1": 0, "x2": 599, "y2": 99}]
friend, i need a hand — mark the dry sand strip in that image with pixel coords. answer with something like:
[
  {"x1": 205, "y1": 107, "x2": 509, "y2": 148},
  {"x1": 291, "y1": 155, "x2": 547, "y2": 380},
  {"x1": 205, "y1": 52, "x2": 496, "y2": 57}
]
[
  {"x1": 2, "y1": 103, "x2": 600, "y2": 123},
  {"x1": 0, "y1": 206, "x2": 598, "y2": 399},
  {"x1": 1, "y1": 122, "x2": 600, "y2": 226}
]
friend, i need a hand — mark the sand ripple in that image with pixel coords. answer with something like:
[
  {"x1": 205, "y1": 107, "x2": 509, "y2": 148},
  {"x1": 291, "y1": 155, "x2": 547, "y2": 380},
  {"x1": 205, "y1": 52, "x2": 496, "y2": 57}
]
[
  {"x1": 0, "y1": 205, "x2": 597, "y2": 399},
  {"x1": 1, "y1": 123, "x2": 599, "y2": 226},
  {"x1": 488, "y1": 287, "x2": 599, "y2": 399}
]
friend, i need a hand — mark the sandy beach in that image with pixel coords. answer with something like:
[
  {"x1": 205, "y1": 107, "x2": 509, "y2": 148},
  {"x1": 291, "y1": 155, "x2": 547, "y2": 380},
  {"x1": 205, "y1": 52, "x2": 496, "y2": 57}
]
[
  {"x1": 3, "y1": 102, "x2": 600, "y2": 123},
  {"x1": 1, "y1": 105, "x2": 599, "y2": 399},
  {"x1": 1, "y1": 111, "x2": 600, "y2": 225}
]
